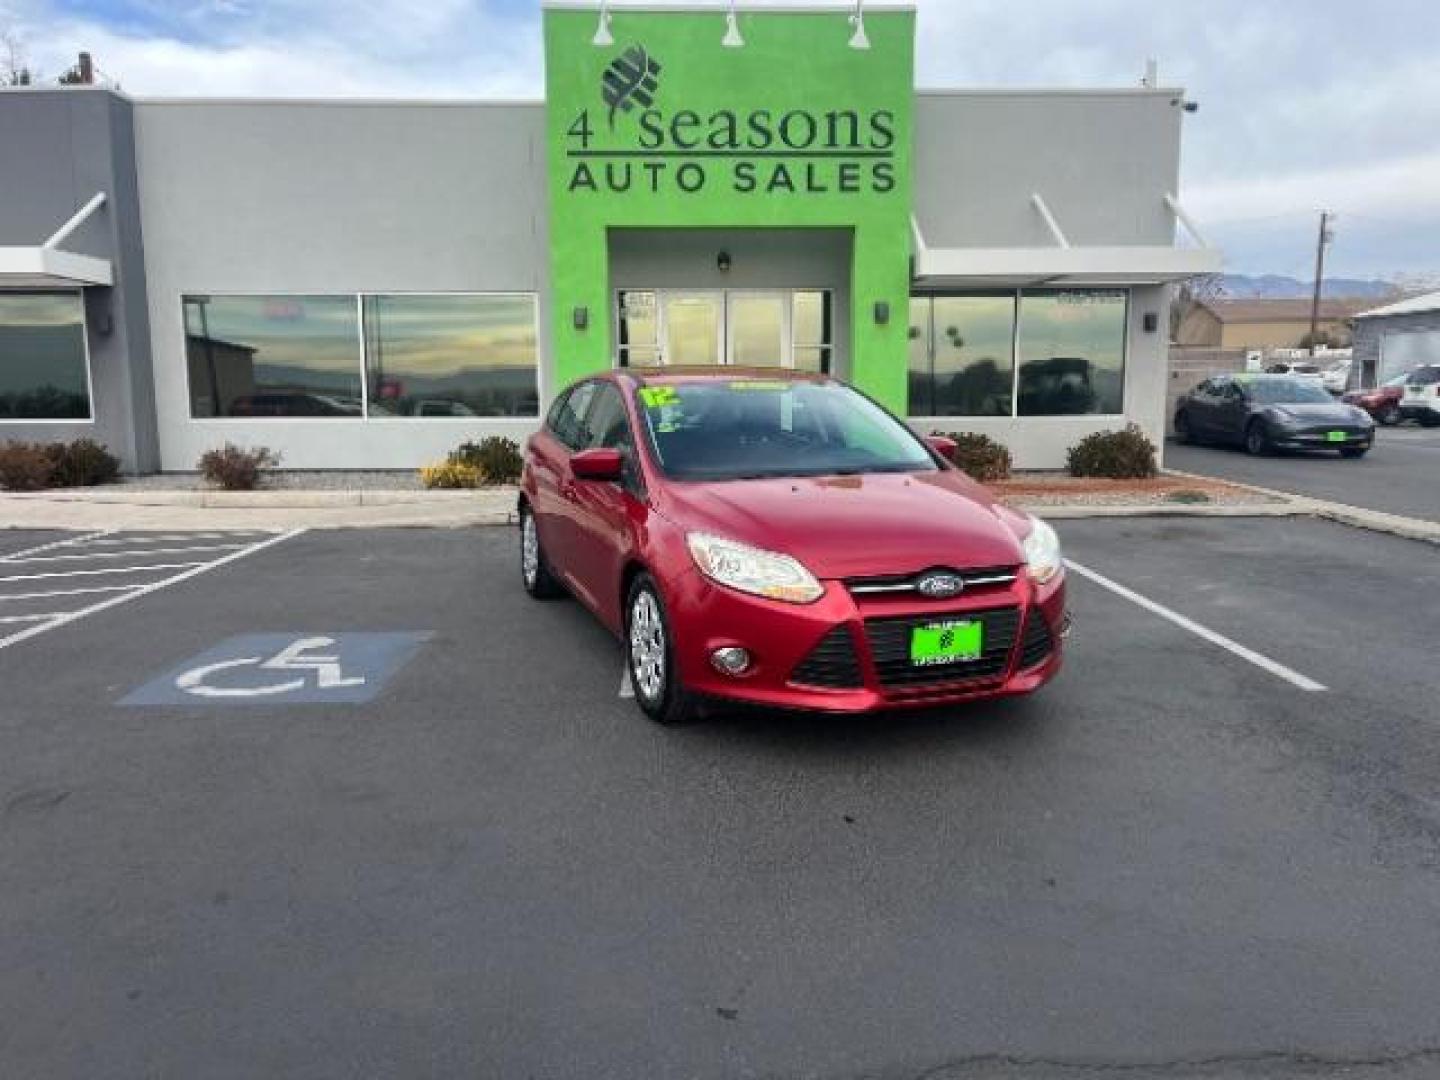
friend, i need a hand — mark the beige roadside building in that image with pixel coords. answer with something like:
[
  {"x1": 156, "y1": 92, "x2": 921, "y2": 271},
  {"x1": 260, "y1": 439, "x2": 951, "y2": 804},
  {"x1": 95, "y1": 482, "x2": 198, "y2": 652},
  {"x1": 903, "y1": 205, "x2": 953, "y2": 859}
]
[{"x1": 1175, "y1": 298, "x2": 1374, "y2": 351}]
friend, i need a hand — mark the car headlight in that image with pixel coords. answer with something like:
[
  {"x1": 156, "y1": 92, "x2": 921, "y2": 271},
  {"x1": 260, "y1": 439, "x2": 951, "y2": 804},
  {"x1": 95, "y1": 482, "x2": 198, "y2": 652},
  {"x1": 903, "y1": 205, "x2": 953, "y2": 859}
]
[
  {"x1": 686, "y1": 532, "x2": 824, "y2": 604},
  {"x1": 1351, "y1": 406, "x2": 1374, "y2": 425},
  {"x1": 1022, "y1": 516, "x2": 1063, "y2": 584}
]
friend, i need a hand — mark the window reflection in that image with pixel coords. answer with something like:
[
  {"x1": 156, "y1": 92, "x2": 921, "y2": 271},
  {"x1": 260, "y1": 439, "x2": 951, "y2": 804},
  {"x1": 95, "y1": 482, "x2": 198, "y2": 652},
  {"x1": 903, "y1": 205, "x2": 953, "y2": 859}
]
[
  {"x1": 184, "y1": 295, "x2": 362, "y2": 418},
  {"x1": 364, "y1": 294, "x2": 538, "y2": 418},
  {"x1": 907, "y1": 294, "x2": 1015, "y2": 417},
  {"x1": 1017, "y1": 290, "x2": 1126, "y2": 415},
  {"x1": 0, "y1": 292, "x2": 90, "y2": 420}
]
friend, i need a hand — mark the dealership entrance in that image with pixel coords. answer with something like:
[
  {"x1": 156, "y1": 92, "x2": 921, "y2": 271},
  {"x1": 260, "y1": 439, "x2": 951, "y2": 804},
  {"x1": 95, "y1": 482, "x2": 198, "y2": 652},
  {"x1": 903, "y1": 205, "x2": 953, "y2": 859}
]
[{"x1": 615, "y1": 288, "x2": 832, "y2": 370}]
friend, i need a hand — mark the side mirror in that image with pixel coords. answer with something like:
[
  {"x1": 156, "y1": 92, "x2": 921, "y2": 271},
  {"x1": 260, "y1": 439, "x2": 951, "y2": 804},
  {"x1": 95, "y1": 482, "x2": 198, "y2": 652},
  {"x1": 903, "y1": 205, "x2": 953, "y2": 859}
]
[
  {"x1": 925, "y1": 435, "x2": 957, "y2": 461},
  {"x1": 571, "y1": 447, "x2": 624, "y2": 481}
]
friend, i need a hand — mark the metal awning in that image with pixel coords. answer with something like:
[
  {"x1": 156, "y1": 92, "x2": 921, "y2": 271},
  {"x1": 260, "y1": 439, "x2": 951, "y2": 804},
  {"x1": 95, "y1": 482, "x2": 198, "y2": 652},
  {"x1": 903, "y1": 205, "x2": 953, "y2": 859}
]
[
  {"x1": 0, "y1": 193, "x2": 113, "y2": 288},
  {"x1": 911, "y1": 193, "x2": 1222, "y2": 287}
]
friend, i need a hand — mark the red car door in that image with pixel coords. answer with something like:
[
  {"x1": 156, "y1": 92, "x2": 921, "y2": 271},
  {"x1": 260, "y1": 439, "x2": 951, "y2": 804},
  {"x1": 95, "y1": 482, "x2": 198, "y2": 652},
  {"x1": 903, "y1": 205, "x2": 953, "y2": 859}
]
[
  {"x1": 528, "y1": 380, "x2": 599, "y2": 582},
  {"x1": 564, "y1": 381, "x2": 646, "y2": 632}
]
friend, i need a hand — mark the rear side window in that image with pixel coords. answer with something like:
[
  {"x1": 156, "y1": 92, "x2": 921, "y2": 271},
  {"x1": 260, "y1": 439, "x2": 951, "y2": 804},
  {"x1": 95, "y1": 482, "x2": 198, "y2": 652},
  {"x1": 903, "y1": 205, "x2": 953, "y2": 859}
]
[{"x1": 1408, "y1": 366, "x2": 1440, "y2": 386}]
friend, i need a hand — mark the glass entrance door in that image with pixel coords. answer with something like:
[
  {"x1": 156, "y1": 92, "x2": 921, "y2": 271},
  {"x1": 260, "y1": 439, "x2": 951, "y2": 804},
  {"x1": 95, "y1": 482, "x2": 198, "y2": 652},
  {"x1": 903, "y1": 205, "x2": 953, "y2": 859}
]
[
  {"x1": 662, "y1": 292, "x2": 722, "y2": 365},
  {"x1": 615, "y1": 289, "x2": 832, "y2": 370},
  {"x1": 726, "y1": 292, "x2": 788, "y2": 367}
]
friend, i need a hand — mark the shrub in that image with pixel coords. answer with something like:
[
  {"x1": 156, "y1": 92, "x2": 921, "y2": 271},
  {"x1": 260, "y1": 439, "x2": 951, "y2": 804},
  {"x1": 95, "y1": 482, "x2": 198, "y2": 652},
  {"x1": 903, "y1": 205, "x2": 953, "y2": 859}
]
[
  {"x1": 1066, "y1": 424, "x2": 1158, "y2": 479},
  {"x1": 0, "y1": 443, "x2": 56, "y2": 491},
  {"x1": 1166, "y1": 488, "x2": 1212, "y2": 504},
  {"x1": 931, "y1": 431, "x2": 1012, "y2": 482},
  {"x1": 198, "y1": 443, "x2": 281, "y2": 490},
  {"x1": 448, "y1": 437, "x2": 523, "y2": 484},
  {"x1": 46, "y1": 438, "x2": 120, "y2": 488},
  {"x1": 419, "y1": 461, "x2": 484, "y2": 489}
]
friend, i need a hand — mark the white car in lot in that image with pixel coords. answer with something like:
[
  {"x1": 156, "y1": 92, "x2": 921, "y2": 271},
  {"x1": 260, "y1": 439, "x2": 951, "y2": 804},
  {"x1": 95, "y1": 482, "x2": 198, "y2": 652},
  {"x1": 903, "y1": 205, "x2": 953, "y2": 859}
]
[
  {"x1": 1400, "y1": 364, "x2": 1440, "y2": 427},
  {"x1": 1321, "y1": 360, "x2": 1352, "y2": 395},
  {"x1": 1265, "y1": 361, "x2": 1326, "y2": 389}
]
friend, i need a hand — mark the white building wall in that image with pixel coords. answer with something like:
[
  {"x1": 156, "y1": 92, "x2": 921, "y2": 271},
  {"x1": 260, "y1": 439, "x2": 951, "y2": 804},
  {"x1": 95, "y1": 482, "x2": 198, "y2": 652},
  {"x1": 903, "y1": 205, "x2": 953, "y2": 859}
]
[{"x1": 134, "y1": 99, "x2": 551, "y2": 471}]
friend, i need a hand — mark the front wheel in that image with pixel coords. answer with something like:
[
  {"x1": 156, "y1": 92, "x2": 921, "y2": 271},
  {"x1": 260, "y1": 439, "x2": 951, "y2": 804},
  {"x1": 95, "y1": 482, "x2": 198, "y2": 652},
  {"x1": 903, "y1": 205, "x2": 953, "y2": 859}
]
[
  {"x1": 626, "y1": 574, "x2": 694, "y2": 725},
  {"x1": 1420, "y1": 413, "x2": 1440, "y2": 428},
  {"x1": 1244, "y1": 420, "x2": 1271, "y2": 456},
  {"x1": 1339, "y1": 447, "x2": 1369, "y2": 459}
]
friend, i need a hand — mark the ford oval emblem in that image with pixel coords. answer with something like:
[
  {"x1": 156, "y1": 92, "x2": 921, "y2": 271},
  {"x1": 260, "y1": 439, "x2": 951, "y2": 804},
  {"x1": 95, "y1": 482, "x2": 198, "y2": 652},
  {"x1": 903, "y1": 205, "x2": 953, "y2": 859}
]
[{"x1": 916, "y1": 571, "x2": 965, "y2": 599}]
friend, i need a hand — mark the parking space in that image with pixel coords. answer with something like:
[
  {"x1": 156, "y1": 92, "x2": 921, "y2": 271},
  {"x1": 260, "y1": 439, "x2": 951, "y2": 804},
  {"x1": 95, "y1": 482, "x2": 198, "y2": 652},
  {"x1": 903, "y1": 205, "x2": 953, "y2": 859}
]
[
  {"x1": 2, "y1": 520, "x2": 1440, "y2": 1077},
  {"x1": 1168, "y1": 424, "x2": 1440, "y2": 522}
]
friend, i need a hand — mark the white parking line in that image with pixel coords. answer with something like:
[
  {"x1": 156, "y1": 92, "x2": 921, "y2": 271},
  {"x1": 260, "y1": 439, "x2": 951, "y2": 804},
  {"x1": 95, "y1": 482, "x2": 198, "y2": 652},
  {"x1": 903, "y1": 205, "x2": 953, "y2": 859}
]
[
  {"x1": 0, "y1": 563, "x2": 207, "y2": 584},
  {"x1": 1064, "y1": 559, "x2": 1327, "y2": 692},
  {"x1": 0, "y1": 530, "x2": 306, "y2": 652},
  {"x1": 0, "y1": 613, "x2": 63, "y2": 624},
  {"x1": 619, "y1": 666, "x2": 634, "y2": 698},
  {"x1": 7, "y1": 543, "x2": 246, "y2": 564},
  {"x1": 0, "y1": 530, "x2": 114, "y2": 562},
  {"x1": 0, "y1": 583, "x2": 144, "y2": 603}
]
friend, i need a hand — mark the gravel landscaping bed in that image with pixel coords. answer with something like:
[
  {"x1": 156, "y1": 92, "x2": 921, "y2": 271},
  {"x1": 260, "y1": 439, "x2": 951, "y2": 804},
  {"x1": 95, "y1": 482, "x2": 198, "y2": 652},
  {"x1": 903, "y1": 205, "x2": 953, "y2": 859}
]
[
  {"x1": 986, "y1": 471, "x2": 1283, "y2": 507},
  {"x1": 116, "y1": 470, "x2": 425, "y2": 492}
]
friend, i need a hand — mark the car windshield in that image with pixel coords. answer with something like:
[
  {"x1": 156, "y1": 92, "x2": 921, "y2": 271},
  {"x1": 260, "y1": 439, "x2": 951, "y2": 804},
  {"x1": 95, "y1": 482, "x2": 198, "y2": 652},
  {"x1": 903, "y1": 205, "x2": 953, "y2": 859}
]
[
  {"x1": 1242, "y1": 377, "x2": 1334, "y2": 404},
  {"x1": 634, "y1": 378, "x2": 938, "y2": 481}
]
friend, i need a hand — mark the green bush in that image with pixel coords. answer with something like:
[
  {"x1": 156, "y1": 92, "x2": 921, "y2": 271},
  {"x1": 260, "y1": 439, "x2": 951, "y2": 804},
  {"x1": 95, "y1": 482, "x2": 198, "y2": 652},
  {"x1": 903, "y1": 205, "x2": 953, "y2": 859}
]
[
  {"x1": 448, "y1": 436, "x2": 523, "y2": 484},
  {"x1": 0, "y1": 443, "x2": 57, "y2": 491},
  {"x1": 46, "y1": 438, "x2": 119, "y2": 488},
  {"x1": 198, "y1": 443, "x2": 281, "y2": 490},
  {"x1": 1066, "y1": 424, "x2": 1158, "y2": 479},
  {"x1": 931, "y1": 431, "x2": 1012, "y2": 482},
  {"x1": 419, "y1": 461, "x2": 484, "y2": 489}
]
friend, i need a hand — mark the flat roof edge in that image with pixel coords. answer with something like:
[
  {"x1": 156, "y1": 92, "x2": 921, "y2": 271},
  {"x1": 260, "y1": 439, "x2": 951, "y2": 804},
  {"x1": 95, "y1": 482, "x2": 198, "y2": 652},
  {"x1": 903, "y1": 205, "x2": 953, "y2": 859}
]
[
  {"x1": 131, "y1": 97, "x2": 545, "y2": 107},
  {"x1": 544, "y1": 1, "x2": 916, "y2": 11}
]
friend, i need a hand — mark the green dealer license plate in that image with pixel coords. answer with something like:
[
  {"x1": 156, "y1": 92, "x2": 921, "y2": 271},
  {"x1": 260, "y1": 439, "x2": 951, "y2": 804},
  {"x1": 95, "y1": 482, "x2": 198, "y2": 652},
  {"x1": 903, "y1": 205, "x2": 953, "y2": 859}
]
[
  {"x1": 1326, "y1": 431, "x2": 1347, "y2": 442},
  {"x1": 910, "y1": 620, "x2": 983, "y2": 667}
]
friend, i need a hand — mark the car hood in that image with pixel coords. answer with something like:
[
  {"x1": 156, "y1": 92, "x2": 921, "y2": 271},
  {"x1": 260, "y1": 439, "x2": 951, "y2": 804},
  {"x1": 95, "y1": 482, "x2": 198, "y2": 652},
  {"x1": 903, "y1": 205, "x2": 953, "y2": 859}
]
[
  {"x1": 654, "y1": 470, "x2": 1028, "y2": 579},
  {"x1": 1261, "y1": 402, "x2": 1367, "y2": 424}
]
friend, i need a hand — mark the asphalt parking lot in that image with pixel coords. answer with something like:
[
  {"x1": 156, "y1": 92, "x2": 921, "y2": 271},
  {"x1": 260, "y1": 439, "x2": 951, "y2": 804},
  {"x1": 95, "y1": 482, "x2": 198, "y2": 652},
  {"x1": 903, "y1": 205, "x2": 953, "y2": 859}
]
[
  {"x1": 1168, "y1": 424, "x2": 1440, "y2": 523},
  {"x1": 3, "y1": 519, "x2": 1440, "y2": 1078}
]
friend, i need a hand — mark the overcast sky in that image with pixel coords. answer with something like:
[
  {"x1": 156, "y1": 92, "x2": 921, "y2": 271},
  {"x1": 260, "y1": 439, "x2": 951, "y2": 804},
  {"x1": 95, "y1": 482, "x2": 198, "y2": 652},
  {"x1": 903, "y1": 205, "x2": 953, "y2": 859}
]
[{"x1": 5, "y1": 0, "x2": 1438, "y2": 281}]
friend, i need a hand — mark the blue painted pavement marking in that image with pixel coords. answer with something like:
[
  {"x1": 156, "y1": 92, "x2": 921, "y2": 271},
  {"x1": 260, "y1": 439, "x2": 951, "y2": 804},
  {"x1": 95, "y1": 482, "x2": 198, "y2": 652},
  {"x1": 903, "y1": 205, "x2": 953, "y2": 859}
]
[{"x1": 120, "y1": 632, "x2": 430, "y2": 706}]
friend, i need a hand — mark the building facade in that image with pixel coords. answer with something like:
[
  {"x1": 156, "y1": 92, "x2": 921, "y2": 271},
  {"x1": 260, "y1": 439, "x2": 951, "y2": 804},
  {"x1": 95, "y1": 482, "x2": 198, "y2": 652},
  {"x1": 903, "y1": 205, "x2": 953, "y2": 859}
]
[
  {"x1": 0, "y1": 1, "x2": 1218, "y2": 474},
  {"x1": 1174, "y1": 298, "x2": 1371, "y2": 352},
  {"x1": 1351, "y1": 291, "x2": 1440, "y2": 386}
]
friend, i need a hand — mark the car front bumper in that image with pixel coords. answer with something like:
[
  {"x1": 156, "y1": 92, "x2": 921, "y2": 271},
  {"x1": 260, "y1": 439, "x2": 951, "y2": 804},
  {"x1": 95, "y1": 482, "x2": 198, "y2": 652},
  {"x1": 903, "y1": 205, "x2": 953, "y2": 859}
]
[
  {"x1": 664, "y1": 567, "x2": 1067, "y2": 713},
  {"x1": 1269, "y1": 427, "x2": 1373, "y2": 450}
]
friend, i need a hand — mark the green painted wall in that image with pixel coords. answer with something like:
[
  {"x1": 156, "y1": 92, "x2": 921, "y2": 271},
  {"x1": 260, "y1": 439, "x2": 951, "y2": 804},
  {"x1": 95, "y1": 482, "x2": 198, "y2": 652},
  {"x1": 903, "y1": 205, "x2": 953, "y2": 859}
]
[{"x1": 543, "y1": 5, "x2": 915, "y2": 411}]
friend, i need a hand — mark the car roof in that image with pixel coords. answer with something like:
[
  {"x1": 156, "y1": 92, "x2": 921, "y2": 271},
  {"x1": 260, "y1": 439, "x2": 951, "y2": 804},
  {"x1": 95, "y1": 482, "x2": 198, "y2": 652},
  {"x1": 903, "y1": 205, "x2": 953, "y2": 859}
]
[{"x1": 621, "y1": 365, "x2": 831, "y2": 387}]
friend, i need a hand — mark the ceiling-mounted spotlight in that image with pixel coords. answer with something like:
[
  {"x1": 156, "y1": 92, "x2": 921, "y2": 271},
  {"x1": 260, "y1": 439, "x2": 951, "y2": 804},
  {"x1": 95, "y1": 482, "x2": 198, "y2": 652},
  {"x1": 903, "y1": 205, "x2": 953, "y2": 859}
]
[
  {"x1": 722, "y1": 1, "x2": 744, "y2": 48},
  {"x1": 592, "y1": 0, "x2": 613, "y2": 46},
  {"x1": 848, "y1": 0, "x2": 870, "y2": 49}
]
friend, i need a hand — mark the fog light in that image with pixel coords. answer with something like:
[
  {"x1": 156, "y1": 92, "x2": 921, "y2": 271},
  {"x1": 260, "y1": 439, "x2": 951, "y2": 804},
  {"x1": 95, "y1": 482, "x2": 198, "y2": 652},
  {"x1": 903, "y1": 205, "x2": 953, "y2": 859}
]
[{"x1": 710, "y1": 647, "x2": 751, "y2": 675}]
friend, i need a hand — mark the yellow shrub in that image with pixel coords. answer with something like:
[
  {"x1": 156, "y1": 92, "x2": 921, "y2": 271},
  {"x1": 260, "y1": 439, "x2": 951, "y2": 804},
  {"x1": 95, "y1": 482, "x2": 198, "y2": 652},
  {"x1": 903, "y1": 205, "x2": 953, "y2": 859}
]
[{"x1": 419, "y1": 461, "x2": 484, "y2": 489}]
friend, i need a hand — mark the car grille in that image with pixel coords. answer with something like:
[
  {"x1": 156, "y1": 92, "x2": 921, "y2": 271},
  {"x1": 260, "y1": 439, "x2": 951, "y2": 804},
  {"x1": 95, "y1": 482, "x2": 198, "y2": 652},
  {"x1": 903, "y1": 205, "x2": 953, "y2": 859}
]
[
  {"x1": 1017, "y1": 610, "x2": 1054, "y2": 669},
  {"x1": 789, "y1": 625, "x2": 864, "y2": 689},
  {"x1": 844, "y1": 565, "x2": 1018, "y2": 597},
  {"x1": 864, "y1": 606, "x2": 1022, "y2": 690}
]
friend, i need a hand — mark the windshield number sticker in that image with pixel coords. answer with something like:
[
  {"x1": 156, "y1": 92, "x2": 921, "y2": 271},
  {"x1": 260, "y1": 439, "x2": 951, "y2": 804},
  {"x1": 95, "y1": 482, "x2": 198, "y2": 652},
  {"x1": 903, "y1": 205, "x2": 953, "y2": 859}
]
[
  {"x1": 728, "y1": 380, "x2": 789, "y2": 392},
  {"x1": 639, "y1": 386, "x2": 679, "y2": 409}
]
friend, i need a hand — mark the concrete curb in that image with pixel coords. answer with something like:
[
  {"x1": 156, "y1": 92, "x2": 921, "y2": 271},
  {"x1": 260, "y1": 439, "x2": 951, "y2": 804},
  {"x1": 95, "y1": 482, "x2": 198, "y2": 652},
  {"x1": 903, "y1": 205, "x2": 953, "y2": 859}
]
[{"x1": 1162, "y1": 468, "x2": 1440, "y2": 546}]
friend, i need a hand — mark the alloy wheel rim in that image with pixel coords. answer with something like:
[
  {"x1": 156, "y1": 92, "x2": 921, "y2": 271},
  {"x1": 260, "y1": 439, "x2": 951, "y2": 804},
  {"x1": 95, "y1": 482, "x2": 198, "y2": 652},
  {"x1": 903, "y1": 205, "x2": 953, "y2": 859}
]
[
  {"x1": 629, "y1": 591, "x2": 666, "y2": 702},
  {"x1": 521, "y1": 514, "x2": 539, "y2": 586}
]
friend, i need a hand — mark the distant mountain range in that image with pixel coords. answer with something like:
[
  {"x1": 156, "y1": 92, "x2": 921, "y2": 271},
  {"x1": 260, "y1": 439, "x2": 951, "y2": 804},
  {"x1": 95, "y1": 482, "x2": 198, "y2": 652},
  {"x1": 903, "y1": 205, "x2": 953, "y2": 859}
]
[{"x1": 1212, "y1": 274, "x2": 1400, "y2": 300}]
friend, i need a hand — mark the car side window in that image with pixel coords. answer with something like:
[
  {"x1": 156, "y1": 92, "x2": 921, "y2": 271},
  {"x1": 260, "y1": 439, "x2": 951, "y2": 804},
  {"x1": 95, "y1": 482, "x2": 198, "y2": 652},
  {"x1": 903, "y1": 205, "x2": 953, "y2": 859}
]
[
  {"x1": 583, "y1": 384, "x2": 633, "y2": 454},
  {"x1": 549, "y1": 381, "x2": 598, "y2": 450}
]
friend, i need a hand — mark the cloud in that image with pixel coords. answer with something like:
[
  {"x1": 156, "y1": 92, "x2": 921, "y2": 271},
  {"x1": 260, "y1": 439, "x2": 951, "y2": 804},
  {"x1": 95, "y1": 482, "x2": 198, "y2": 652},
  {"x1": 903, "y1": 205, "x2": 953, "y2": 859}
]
[{"x1": 6, "y1": 0, "x2": 1439, "y2": 276}]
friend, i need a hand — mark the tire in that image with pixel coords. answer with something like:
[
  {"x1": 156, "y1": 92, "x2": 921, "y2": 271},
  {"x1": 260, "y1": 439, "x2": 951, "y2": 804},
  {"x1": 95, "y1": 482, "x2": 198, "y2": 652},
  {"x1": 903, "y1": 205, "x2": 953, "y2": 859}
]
[
  {"x1": 1244, "y1": 419, "x2": 1271, "y2": 456},
  {"x1": 519, "y1": 505, "x2": 564, "y2": 599},
  {"x1": 1174, "y1": 411, "x2": 1193, "y2": 444},
  {"x1": 1339, "y1": 447, "x2": 1369, "y2": 459},
  {"x1": 1379, "y1": 405, "x2": 1401, "y2": 426},
  {"x1": 625, "y1": 573, "x2": 694, "y2": 725},
  {"x1": 1420, "y1": 414, "x2": 1440, "y2": 429}
]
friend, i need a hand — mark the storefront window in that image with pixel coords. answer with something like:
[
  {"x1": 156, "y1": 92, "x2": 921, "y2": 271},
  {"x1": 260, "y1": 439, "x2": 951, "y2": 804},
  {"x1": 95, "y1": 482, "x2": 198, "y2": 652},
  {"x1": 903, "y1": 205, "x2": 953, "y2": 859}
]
[
  {"x1": 792, "y1": 290, "x2": 831, "y2": 373},
  {"x1": 1017, "y1": 290, "x2": 1127, "y2": 415},
  {"x1": 184, "y1": 295, "x2": 362, "y2": 418},
  {"x1": 363, "y1": 294, "x2": 538, "y2": 418},
  {"x1": 909, "y1": 289, "x2": 1127, "y2": 416},
  {"x1": 617, "y1": 291, "x2": 660, "y2": 366},
  {"x1": 0, "y1": 292, "x2": 91, "y2": 421},
  {"x1": 907, "y1": 294, "x2": 1016, "y2": 417}
]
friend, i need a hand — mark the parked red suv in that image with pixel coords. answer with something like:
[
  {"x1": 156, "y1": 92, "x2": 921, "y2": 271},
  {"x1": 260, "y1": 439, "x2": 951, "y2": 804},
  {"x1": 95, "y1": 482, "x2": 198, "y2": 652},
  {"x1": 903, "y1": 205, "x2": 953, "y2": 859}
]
[{"x1": 518, "y1": 368, "x2": 1067, "y2": 723}]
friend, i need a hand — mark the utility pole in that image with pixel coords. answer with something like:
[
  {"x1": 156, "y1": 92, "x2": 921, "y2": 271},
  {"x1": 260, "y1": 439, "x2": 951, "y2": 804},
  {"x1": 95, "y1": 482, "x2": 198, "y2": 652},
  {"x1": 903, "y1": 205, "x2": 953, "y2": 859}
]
[{"x1": 1308, "y1": 210, "x2": 1334, "y2": 355}]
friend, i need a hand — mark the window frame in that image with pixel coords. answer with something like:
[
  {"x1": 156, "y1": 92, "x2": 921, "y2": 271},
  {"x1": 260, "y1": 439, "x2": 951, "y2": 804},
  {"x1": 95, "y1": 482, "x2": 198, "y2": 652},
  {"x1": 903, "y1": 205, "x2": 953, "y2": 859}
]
[
  {"x1": 0, "y1": 289, "x2": 96, "y2": 425},
  {"x1": 180, "y1": 290, "x2": 541, "y2": 423},
  {"x1": 908, "y1": 287, "x2": 1130, "y2": 420}
]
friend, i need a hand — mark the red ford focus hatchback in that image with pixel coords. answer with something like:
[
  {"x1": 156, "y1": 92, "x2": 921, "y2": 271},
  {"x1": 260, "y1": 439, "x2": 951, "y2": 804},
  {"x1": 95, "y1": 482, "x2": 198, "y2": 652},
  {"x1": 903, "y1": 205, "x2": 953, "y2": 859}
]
[{"x1": 519, "y1": 368, "x2": 1068, "y2": 723}]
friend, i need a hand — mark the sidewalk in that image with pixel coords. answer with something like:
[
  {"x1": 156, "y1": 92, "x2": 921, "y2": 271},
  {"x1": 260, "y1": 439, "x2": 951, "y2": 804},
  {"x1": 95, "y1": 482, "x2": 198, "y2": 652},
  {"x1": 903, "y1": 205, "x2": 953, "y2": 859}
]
[{"x1": 3, "y1": 476, "x2": 1438, "y2": 545}]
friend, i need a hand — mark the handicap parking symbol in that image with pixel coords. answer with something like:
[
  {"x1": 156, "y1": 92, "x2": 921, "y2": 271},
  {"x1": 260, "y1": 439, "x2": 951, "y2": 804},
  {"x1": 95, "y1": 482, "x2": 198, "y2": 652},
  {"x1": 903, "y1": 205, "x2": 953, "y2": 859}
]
[{"x1": 120, "y1": 633, "x2": 429, "y2": 706}]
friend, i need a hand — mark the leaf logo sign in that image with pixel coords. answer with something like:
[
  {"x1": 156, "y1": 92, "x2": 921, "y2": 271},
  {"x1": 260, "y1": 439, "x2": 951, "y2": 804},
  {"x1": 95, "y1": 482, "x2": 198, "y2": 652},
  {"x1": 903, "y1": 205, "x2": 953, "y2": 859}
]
[{"x1": 601, "y1": 46, "x2": 662, "y2": 129}]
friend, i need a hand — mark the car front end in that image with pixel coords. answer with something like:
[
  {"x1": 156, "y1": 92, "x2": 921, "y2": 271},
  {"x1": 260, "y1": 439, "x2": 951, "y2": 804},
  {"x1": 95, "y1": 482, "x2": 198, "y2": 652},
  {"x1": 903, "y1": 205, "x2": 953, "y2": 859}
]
[
  {"x1": 659, "y1": 516, "x2": 1068, "y2": 713},
  {"x1": 1260, "y1": 405, "x2": 1375, "y2": 451}
]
